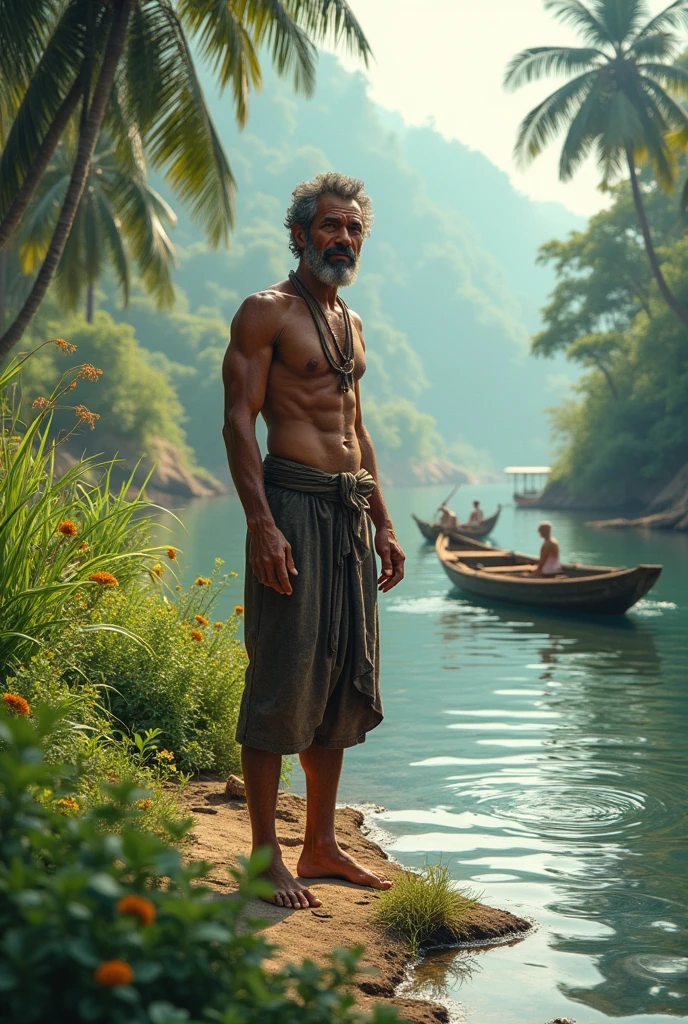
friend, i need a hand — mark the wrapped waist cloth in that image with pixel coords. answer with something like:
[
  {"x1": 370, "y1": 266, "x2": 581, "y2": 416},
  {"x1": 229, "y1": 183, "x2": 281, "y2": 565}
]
[{"x1": 236, "y1": 454, "x2": 382, "y2": 755}]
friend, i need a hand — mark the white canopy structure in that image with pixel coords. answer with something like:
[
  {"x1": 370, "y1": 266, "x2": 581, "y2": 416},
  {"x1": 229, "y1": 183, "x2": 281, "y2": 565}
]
[{"x1": 503, "y1": 467, "x2": 551, "y2": 504}]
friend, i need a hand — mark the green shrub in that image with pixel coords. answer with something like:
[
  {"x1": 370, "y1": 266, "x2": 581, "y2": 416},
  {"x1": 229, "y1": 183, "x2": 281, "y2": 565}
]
[
  {"x1": 73, "y1": 561, "x2": 247, "y2": 775},
  {"x1": 0, "y1": 342, "x2": 160, "y2": 670},
  {"x1": 0, "y1": 704, "x2": 399, "y2": 1024},
  {"x1": 374, "y1": 863, "x2": 478, "y2": 954}
]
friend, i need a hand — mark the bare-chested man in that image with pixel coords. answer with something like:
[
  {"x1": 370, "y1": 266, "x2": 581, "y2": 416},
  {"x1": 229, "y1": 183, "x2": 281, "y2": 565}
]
[
  {"x1": 529, "y1": 521, "x2": 563, "y2": 577},
  {"x1": 222, "y1": 173, "x2": 405, "y2": 911}
]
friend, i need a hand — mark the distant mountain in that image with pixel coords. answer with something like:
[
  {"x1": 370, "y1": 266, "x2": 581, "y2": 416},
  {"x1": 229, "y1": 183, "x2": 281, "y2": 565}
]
[{"x1": 107, "y1": 54, "x2": 582, "y2": 474}]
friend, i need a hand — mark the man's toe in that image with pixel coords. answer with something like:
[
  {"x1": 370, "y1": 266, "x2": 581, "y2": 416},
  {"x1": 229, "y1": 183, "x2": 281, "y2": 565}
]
[
  {"x1": 294, "y1": 890, "x2": 309, "y2": 909},
  {"x1": 305, "y1": 888, "x2": 322, "y2": 907}
]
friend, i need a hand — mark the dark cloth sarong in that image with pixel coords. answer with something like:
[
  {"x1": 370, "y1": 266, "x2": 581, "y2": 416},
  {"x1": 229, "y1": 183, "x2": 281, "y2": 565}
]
[{"x1": 235, "y1": 455, "x2": 382, "y2": 755}]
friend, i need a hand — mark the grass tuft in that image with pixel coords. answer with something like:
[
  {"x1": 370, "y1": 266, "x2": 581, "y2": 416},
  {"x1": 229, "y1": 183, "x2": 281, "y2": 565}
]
[{"x1": 374, "y1": 862, "x2": 478, "y2": 954}]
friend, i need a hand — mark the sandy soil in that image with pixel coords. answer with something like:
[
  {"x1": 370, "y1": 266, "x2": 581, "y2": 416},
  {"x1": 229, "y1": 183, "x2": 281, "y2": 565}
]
[{"x1": 181, "y1": 780, "x2": 532, "y2": 1024}]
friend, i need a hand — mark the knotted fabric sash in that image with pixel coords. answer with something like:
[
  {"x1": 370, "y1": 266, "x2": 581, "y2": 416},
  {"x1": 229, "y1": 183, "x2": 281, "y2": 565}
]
[{"x1": 262, "y1": 454, "x2": 378, "y2": 698}]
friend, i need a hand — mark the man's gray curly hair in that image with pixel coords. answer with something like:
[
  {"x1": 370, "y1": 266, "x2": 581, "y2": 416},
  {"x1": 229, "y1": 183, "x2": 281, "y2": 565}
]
[{"x1": 285, "y1": 172, "x2": 373, "y2": 258}]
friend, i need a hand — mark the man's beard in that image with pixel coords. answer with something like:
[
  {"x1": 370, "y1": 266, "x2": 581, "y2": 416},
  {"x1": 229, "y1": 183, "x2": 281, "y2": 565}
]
[{"x1": 303, "y1": 239, "x2": 359, "y2": 287}]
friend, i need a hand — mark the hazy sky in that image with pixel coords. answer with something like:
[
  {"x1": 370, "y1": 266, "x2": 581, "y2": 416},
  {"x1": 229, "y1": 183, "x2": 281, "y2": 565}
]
[{"x1": 335, "y1": 0, "x2": 670, "y2": 216}]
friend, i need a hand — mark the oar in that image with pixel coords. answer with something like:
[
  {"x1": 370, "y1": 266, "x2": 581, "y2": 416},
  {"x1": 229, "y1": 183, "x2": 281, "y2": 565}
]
[{"x1": 434, "y1": 482, "x2": 459, "y2": 517}]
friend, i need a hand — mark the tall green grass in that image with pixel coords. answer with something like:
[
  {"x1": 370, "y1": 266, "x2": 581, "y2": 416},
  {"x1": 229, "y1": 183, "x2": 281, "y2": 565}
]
[
  {"x1": 0, "y1": 342, "x2": 162, "y2": 671},
  {"x1": 374, "y1": 863, "x2": 478, "y2": 954}
]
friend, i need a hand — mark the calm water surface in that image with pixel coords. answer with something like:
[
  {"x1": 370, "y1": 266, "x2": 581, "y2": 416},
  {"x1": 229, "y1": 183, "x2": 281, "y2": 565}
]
[{"x1": 171, "y1": 483, "x2": 688, "y2": 1024}]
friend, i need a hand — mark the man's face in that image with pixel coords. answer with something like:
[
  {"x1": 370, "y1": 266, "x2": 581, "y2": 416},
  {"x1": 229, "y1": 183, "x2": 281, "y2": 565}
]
[{"x1": 297, "y1": 194, "x2": 364, "y2": 287}]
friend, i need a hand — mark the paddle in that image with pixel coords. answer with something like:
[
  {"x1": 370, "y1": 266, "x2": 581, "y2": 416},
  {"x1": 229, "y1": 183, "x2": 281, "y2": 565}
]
[{"x1": 434, "y1": 482, "x2": 459, "y2": 519}]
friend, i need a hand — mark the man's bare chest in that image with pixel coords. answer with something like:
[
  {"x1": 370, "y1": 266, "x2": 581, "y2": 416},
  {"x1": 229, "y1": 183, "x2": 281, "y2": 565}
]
[{"x1": 273, "y1": 309, "x2": 366, "y2": 381}]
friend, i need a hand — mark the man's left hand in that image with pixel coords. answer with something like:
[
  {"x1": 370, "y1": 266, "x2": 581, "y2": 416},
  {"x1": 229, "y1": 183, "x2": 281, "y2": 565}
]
[{"x1": 375, "y1": 527, "x2": 405, "y2": 592}]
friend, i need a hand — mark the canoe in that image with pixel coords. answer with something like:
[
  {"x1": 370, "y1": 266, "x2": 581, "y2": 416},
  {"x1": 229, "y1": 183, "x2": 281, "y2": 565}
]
[
  {"x1": 412, "y1": 506, "x2": 501, "y2": 543},
  {"x1": 435, "y1": 532, "x2": 662, "y2": 615}
]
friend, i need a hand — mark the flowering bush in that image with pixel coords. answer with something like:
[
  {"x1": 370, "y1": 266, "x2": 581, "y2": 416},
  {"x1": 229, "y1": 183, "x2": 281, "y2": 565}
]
[{"x1": 0, "y1": 705, "x2": 398, "y2": 1024}]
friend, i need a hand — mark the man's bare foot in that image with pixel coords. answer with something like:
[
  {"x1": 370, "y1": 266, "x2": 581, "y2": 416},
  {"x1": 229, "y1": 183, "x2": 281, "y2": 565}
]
[
  {"x1": 260, "y1": 852, "x2": 322, "y2": 909},
  {"x1": 297, "y1": 843, "x2": 393, "y2": 890}
]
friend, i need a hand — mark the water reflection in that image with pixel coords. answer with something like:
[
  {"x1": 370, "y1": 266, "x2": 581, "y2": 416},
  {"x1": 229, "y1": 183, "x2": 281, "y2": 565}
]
[{"x1": 379, "y1": 585, "x2": 687, "y2": 1019}]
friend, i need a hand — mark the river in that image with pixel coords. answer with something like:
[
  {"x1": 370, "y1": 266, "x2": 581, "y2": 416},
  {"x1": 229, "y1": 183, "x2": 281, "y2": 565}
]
[{"x1": 171, "y1": 482, "x2": 688, "y2": 1024}]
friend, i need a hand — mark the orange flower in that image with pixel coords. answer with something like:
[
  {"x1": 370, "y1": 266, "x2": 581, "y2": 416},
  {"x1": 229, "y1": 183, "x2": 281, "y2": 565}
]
[
  {"x1": 136, "y1": 798, "x2": 152, "y2": 811},
  {"x1": 2, "y1": 693, "x2": 31, "y2": 716},
  {"x1": 88, "y1": 571, "x2": 118, "y2": 586},
  {"x1": 75, "y1": 404, "x2": 100, "y2": 430},
  {"x1": 54, "y1": 338, "x2": 77, "y2": 354},
  {"x1": 78, "y1": 541, "x2": 90, "y2": 552},
  {"x1": 117, "y1": 894, "x2": 156, "y2": 927},
  {"x1": 195, "y1": 576, "x2": 210, "y2": 586},
  {"x1": 166, "y1": 547, "x2": 177, "y2": 560},
  {"x1": 194, "y1": 614, "x2": 208, "y2": 626},
  {"x1": 32, "y1": 396, "x2": 49, "y2": 410},
  {"x1": 157, "y1": 749, "x2": 175, "y2": 761},
  {"x1": 190, "y1": 629, "x2": 204, "y2": 642},
  {"x1": 234, "y1": 605, "x2": 244, "y2": 615},
  {"x1": 58, "y1": 519, "x2": 78, "y2": 537},
  {"x1": 55, "y1": 797, "x2": 80, "y2": 814},
  {"x1": 79, "y1": 364, "x2": 103, "y2": 382},
  {"x1": 213, "y1": 622, "x2": 224, "y2": 630},
  {"x1": 94, "y1": 960, "x2": 133, "y2": 987}
]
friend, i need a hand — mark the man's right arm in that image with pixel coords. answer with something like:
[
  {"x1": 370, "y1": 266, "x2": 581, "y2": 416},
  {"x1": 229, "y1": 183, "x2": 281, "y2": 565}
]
[{"x1": 222, "y1": 295, "x2": 298, "y2": 596}]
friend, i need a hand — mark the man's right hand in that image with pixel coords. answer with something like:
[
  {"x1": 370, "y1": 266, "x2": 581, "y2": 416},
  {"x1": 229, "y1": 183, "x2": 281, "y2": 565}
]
[{"x1": 250, "y1": 522, "x2": 298, "y2": 595}]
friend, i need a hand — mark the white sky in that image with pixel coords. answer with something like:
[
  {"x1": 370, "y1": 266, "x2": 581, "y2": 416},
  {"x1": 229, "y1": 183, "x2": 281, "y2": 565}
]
[{"x1": 335, "y1": 0, "x2": 669, "y2": 216}]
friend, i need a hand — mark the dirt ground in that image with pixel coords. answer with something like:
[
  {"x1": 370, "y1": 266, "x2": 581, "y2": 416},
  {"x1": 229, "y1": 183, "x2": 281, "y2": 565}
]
[{"x1": 180, "y1": 780, "x2": 533, "y2": 1024}]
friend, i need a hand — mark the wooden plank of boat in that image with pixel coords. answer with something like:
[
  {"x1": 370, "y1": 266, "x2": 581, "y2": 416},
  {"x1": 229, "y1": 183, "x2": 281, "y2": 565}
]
[
  {"x1": 435, "y1": 533, "x2": 662, "y2": 615},
  {"x1": 412, "y1": 506, "x2": 501, "y2": 543}
]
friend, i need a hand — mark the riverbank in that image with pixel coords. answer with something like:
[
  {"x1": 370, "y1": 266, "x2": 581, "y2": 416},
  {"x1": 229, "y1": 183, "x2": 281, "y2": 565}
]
[{"x1": 181, "y1": 781, "x2": 532, "y2": 1024}]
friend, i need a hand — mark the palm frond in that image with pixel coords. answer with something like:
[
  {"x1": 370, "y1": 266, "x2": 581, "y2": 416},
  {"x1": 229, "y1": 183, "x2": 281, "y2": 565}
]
[
  {"x1": 625, "y1": 79, "x2": 677, "y2": 187},
  {"x1": 0, "y1": 0, "x2": 59, "y2": 140},
  {"x1": 282, "y1": 0, "x2": 371, "y2": 63},
  {"x1": 137, "y1": 0, "x2": 234, "y2": 247},
  {"x1": 630, "y1": 0, "x2": 688, "y2": 45},
  {"x1": 544, "y1": 0, "x2": 611, "y2": 46},
  {"x1": 594, "y1": 0, "x2": 648, "y2": 45},
  {"x1": 629, "y1": 30, "x2": 679, "y2": 60},
  {"x1": 559, "y1": 76, "x2": 608, "y2": 179},
  {"x1": 17, "y1": 176, "x2": 69, "y2": 272},
  {"x1": 235, "y1": 0, "x2": 318, "y2": 97},
  {"x1": 514, "y1": 71, "x2": 598, "y2": 166},
  {"x1": 178, "y1": 0, "x2": 261, "y2": 127},
  {"x1": 96, "y1": 189, "x2": 131, "y2": 304},
  {"x1": 637, "y1": 61, "x2": 688, "y2": 96},
  {"x1": 594, "y1": 89, "x2": 646, "y2": 184},
  {"x1": 0, "y1": 0, "x2": 92, "y2": 216},
  {"x1": 112, "y1": 173, "x2": 176, "y2": 307},
  {"x1": 504, "y1": 45, "x2": 603, "y2": 89}
]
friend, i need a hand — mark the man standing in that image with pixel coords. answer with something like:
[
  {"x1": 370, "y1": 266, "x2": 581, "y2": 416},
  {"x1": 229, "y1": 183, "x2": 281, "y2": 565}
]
[{"x1": 222, "y1": 173, "x2": 405, "y2": 910}]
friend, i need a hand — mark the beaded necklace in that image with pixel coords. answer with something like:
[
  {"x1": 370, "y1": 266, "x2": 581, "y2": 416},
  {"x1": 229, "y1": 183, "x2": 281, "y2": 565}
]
[{"x1": 289, "y1": 270, "x2": 355, "y2": 393}]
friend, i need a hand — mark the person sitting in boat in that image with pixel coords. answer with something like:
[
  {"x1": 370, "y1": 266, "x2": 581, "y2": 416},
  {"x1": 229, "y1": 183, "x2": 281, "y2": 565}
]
[
  {"x1": 468, "y1": 501, "x2": 484, "y2": 526},
  {"x1": 529, "y1": 521, "x2": 563, "y2": 577},
  {"x1": 438, "y1": 503, "x2": 459, "y2": 532}
]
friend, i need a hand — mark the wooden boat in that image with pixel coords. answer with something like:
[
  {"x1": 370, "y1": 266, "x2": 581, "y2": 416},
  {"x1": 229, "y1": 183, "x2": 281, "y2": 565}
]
[
  {"x1": 412, "y1": 506, "x2": 501, "y2": 543},
  {"x1": 435, "y1": 532, "x2": 662, "y2": 615}
]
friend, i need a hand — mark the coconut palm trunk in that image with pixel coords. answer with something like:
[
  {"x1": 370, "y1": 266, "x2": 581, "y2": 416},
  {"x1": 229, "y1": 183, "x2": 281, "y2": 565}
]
[
  {"x1": 86, "y1": 282, "x2": 94, "y2": 322},
  {"x1": 0, "y1": 0, "x2": 132, "y2": 359},
  {"x1": 0, "y1": 78, "x2": 83, "y2": 253},
  {"x1": 0, "y1": 250, "x2": 7, "y2": 334},
  {"x1": 625, "y1": 148, "x2": 688, "y2": 329}
]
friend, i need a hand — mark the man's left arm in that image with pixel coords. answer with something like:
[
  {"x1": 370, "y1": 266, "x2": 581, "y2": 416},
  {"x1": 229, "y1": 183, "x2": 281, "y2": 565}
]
[{"x1": 354, "y1": 379, "x2": 405, "y2": 592}]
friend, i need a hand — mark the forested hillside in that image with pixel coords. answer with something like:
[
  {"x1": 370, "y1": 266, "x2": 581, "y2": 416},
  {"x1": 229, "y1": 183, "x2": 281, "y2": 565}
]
[{"x1": 92, "y1": 55, "x2": 580, "y2": 481}]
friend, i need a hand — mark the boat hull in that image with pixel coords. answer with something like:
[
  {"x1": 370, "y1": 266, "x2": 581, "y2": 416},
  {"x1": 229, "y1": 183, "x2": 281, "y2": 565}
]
[
  {"x1": 412, "y1": 508, "x2": 501, "y2": 543},
  {"x1": 435, "y1": 536, "x2": 662, "y2": 615}
]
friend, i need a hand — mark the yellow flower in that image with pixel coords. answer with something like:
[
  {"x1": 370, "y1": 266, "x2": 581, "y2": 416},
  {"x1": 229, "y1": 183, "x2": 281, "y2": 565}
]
[
  {"x1": 152, "y1": 564, "x2": 164, "y2": 578},
  {"x1": 157, "y1": 749, "x2": 175, "y2": 761},
  {"x1": 54, "y1": 338, "x2": 77, "y2": 354},
  {"x1": 55, "y1": 797, "x2": 80, "y2": 814},
  {"x1": 136, "y1": 798, "x2": 152, "y2": 811},
  {"x1": 234, "y1": 605, "x2": 244, "y2": 615},
  {"x1": 213, "y1": 622, "x2": 224, "y2": 630},
  {"x1": 194, "y1": 614, "x2": 208, "y2": 626},
  {"x1": 166, "y1": 547, "x2": 177, "y2": 560},
  {"x1": 74, "y1": 404, "x2": 100, "y2": 430},
  {"x1": 195, "y1": 576, "x2": 210, "y2": 586},
  {"x1": 32, "y1": 396, "x2": 49, "y2": 410},
  {"x1": 58, "y1": 519, "x2": 78, "y2": 537},
  {"x1": 175, "y1": 585, "x2": 182, "y2": 591},
  {"x1": 78, "y1": 541, "x2": 90, "y2": 552},
  {"x1": 2, "y1": 693, "x2": 31, "y2": 716},
  {"x1": 79, "y1": 363, "x2": 103, "y2": 382},
  {"x1": 117, "y1": 894, "x2": 156, "y2": 926},
  {"x1": 190, "y1": 628, "x2": 204, "y2": 642},
  {"x1": 94, "y1": 960, "x2": 133, "y2": 987},
  {"x1": 88, "y1": 571, "x2": 118, "y2": 586}
]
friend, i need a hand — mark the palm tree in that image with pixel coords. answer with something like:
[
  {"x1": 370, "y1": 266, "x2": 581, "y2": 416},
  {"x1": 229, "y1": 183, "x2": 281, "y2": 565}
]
[
  {"x1": 505, "y1": 0, "x2": 688, "y2": 328},
  {"x1": 0, "y1": 0, "x2": 370, "y2": 356},
  {"x1": 18, "y1": 134, "x2": 176, "y2": 322}
]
